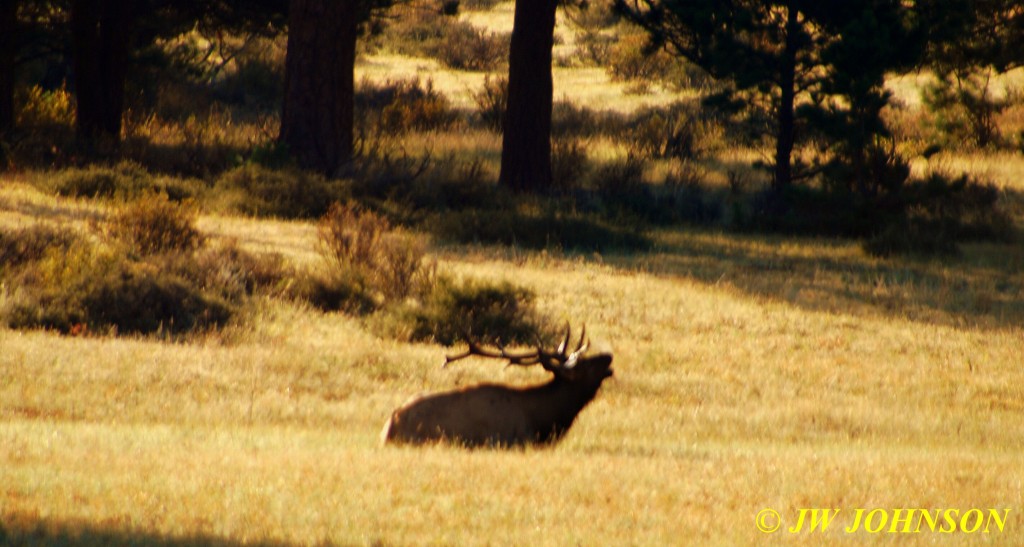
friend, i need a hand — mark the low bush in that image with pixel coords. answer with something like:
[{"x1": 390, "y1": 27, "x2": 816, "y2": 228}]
[
  {"x1": 565, "y1": 1, "x2": 620, "y2": 67},
  {"x1": 0, "y1": 243, "x2": 232, "y2": 336},
  {"x1": 373, "y1": 6, "x2": 508, "y2": 72},
  {"x1": 743, "y1": 169, "x2": 1014, "y2": 256},
  {"x1": 294, "y1": 269, "x2": 380, "y2": 315},
  {"x1": 862, "y1": 218, "x2": 960, "y2": 257},
  {"x1": 0, "y1": 220, "x2": 290, "y2": 337},
  {"x1": 580, "y1": 156, "x2": 708, "y2": 225},
  {"x1": 212, "y1": 57, "x2": 285, "y2": 112},
  {"x1": 587, "y1": 155, "x2": 654, "y2": 220},
  {"x1": 46, "y1": 161, "x2": 206, "y2": 201},
  {"x1": 357, "y1": 78, "x2": 457, "y2": 135},
  {"x1": 350, "y1": 152, "x2": 503, "y2": 214},
  {"x1": 0, "y1": 225, "x2": 80, "y2": 273},
  {"x1": 384, "y1": 276, "x2": 545, "y2": 345},
  {"x1": 313, "y1": 202, "x2": 434, "y2": 308},
  {"x1": 660, "y1": 163, "x2": 719, "y2": 225},
  {"x1": 107, "y1": 193, "x2": 205, "y2": 256},
  {"x1": 212, "y1": 164, "x2": 345, "y2": 218},
  {"x1": 49, "y1": 161, "x2": 153, "y2": 199},
  {"x1": 179, "y1": 240, "x2": 292, "y2": 301},
  {"x1": 70, "y1": 260, "x2": 233, "y2": 336},
  {"x1": 435, "y1": 23, "x2": 508, "y2": 72}
]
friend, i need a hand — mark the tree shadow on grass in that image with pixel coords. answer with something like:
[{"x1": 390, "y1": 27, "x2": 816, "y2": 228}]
[
  {"x1": 1, "y1": 512, "x2": 297, "y2": 547},
  {"x1": 426, "y1": 207, "x2": 653, "y2": 253},
  {"x1": 615, "y1": 228, "x2": 1024, "y2": 331}
]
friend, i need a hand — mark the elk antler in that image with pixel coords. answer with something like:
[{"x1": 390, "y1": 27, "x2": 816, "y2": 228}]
[{"x1": 444, "y1": 323, "x2": 589, "y2": 374}]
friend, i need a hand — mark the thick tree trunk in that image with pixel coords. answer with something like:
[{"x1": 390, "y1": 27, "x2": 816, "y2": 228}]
[
  {"x1": 279, "y1": 0, "x2": 357, "y2": 176},
  {"x1": 0, "y1": 0, "x2": 15, "y2": 136},
  {"x1": 70, "y1": 0, "x2": 132, "y2": 144},
  {"x1": 498, "y1": 0, "x2": 558, "y2": 193},
  {"x1": 773, "y1": 3, "x2": 799, "y2": 193}
]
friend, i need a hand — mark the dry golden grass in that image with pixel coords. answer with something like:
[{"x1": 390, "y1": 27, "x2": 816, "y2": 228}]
[
  {"x1": 3, "y1": 9, "x2": 1024, "y2": 543},
  {"x1": 2, "y1": 176, "x2": 1023, "y2": 544}
]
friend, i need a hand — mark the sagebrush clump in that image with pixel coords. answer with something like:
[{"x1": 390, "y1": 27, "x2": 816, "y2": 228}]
[
  {"x1": 303, "y1": 202, "x2": 433, "y2": 312},
  {"x1": 0, "y1": 198, "x2": 289, "y2": 337},
  {"x1": 108, "y1": 193, "x2": 205, "y2": 256},
  {"x1": 391, "y1": 276, "x2": 546, "y2": 345},
  {"x1": 212, "y1": 163, "x2": 345, "y2": 218}
]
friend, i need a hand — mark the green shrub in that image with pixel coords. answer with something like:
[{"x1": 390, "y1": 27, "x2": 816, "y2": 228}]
[
  {"x1": 292, "y1": 269, "x2": 379, "y2": 315},
  {"x1": 386, "y1": 276, "x2": 544, "y2": 345},
  {"x1": 589, "y1": 156, "x2": 653, "y2": 220},
  {"x1": 212, "y1": 164, "x2": 344, "y2": 218},
  {"x1": 247, "y1": 140, "x2": 295, "y2": 169},
  {"x1": 107, "y1": 193, "x2": 205, "y2": 256},
  {"x1": 0, "y1": 225, "x2": 80, "y2": 273},
  {"x1": 50, "y1": 161, "x2": 153, "y2": 199},
  {"x1": 45, "y1": 161, "x2": 205, "y2": 201},
  {"x1": 627, "y1": 102, "x2": 725, "y2": 161},
  {"x1": 74, "y1": 261, "x2": 233, "y2": 336},
  {"x1": 566, "y1": 2, "x2": 620, "y2": 67},
  {"x1": 1, "y1": 244, "x2": 232, "y2": 336},
  {"x1": 0, "y1": 224, "x2": 289, "y2": 337},
  {"x1": 923, "y1": 71, "x2": 1012, "y2": 149}
]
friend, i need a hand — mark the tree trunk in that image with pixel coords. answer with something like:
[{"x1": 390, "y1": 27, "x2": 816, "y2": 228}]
[
  {"x1": 773, "y1": 3, "x2": 799, "y2": 194},
  {"x1": 498, "y1": 0, "x2": 558, "y2": 192},
  {"x1": 70, "y1": 0, "x2": 132, "y2": 145},
  {"x1": 279, "y1": 0, "x2": 357, "y2": 176},
  {"x1": 0, "y1": 0, "x2": 15, "y2": 136}
]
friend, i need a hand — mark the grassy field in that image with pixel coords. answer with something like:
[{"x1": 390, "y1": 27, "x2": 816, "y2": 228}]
[
  {"x1": 3, "y1": 2, "x2": 1024, "y2": 545},
  {"x1": 2, "y1": 173, "x2": 1023, "y2": 544}
]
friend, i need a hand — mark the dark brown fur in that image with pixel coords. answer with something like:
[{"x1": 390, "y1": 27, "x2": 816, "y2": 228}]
[{"x1": 381, "y1": 353, "x2": 613, "y2": 447}]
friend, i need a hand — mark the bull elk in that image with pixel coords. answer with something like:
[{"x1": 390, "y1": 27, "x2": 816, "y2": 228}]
[{"x1": 381, "y1": 325, "x2": 613, "y2": 448}]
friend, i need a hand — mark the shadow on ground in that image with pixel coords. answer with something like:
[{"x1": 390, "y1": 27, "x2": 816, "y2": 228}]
[
  {"x1": 1, "y1": 512, "x2": 299, "y2": 547},
  {"x1": 610, "y1": 228, "x2": 1024, "y2": 331}
]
